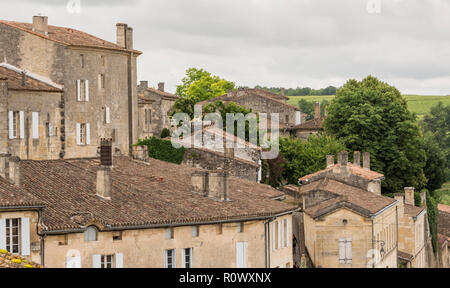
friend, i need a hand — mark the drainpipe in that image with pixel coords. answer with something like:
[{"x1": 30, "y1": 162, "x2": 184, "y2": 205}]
[
  {"x1": 265, "y1": 217, "x2": 276, "y2": 268},
  {"x1": 37, "y1": 209, "x2": 46, "y2": 266},
  {"x1": 371, "y1": 219, "x2": 375, "y2": 268}
]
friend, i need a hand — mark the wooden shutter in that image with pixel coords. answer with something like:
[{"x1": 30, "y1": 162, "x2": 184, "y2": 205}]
[
  {"x1": 286, "y1": 219, "x2": 290, "y2": 247},
  {"x1": 32, "y1": 112, "x2": 39, "y2": 139},
  {"x1": 21, "y1": 217, "x2": 30, "y2": 256},
  {"x1": 66, "y1": 256, "x2": 81, "y2": 268},
  {"x1": 92, "y1": 254, "x2": 101, "y2": 268},
  {"x1": 346, "y1": 238, "x2": 352, "y2": 264},
  {"x1": 339, "y1": 239, "x2": 346, "y2": 264},
  {"x1": 277, "y1": 221, "x2": 281, "y2": 250},
  {"x1": 77, "y1": 80, "x2": 81, "y2": 101},
  {"x1": 115, "y1": 253, "x2": 123, "y2": 268},
  {"x1": 236, "y1": 242, "x2": 246, "y2": 268},
  {"x1": 106, "y1": 107, "x2": 111, "y2": 124},
  {"x1": 8, "y1": 111, "x2": 14, "y2": 139},
  {"x1": 76, "y1": 123, "x2": 81, "y2": 145},
  {"x1": 86, "y1": 123, "x2": 90, "y2": 145},
  {"x1": 48, "y1": 123, "x2": 53, "y2": 137},
  {"x1": 19, "y1": 111, "x2": 24, "y2": 139},
  {"x1": 281, "y1": 220, "x2": 285, "y2": 248},
  {"x1": 0, "y1": 219, "x2": 6, "y2": 250},
  {"x1": 85, "y1": 80, "x2": 89, "y2": 102},
  {"x1": 272, "y1": 222, "x2": 275, "y2": 251}
]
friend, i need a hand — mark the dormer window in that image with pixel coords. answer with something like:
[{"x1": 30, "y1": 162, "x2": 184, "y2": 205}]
[{"x1": 84, "y1": 226, "x2": 98, "y2": 242}]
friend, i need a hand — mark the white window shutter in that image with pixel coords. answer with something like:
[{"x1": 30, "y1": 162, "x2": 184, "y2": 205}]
[
  {"x1": 92, "y1": 254, "x2": 101, "y2": 268},
  {"x1": 76, "y1": 123, "x2": 81, "y2": 145},
  {"x1": 85, "y1": 80, "x2": 89, "y2": 102},
  {"x1": 77, "y1": 80, "x2": 81, "y2": 101},
  {"x1": 272, "y1": 222, "x2": 275, "y2": 251},
  {"x1": 86, "y1": 123, "x2": 90, "y2": 145},
  {"x1": 0, "y1": 219, "x2": 6, "y2": 250},
  {"x1": 32, "y1": 112, "x2": 39, "y2": 139},
  {"x1": 339, "y1": 239, "x2": 346, "y2": 264},
  {"x1": 8, "y1": 111, "x2": 14, "y2": 139},
  {"x1": 106, "y1": 107, "x2": 110, "y2": 124},
  {"x1": 19, "y1": 111, "x2": 24, "y2": 139},
  {"x1": 346, "y1": 238, "x2": 352, "y2": 264},
  {"x1": 281, "y1": 220, "x2": 285, "y2": 248},
  {"x1": 181, "y1": 249, "x2": 185, "y2": 268},
  {"x1": 48, "y1": 123, "x2": 53, "y2": 137},
  {"x1": 66, "y1": 256, "x2": 81, "y2": 268},
  {"x1": 278, "y1": 221, "x2": 281, "y2": 250},
  {"x1": 21, "y1": 217, "x2": 30, "y2": 256},
  {"x1": 236, "y1": 242, "x2": 246, "y2": 268},
  {"x1": 286, "y1": 219, "x2": 290, "y2": 247},
  {"x1": 115, "y1": 253, "x2": 123, "y2": 268}
]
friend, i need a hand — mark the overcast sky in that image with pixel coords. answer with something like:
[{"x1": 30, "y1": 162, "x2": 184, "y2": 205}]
[{"x1": 1, "y1": 0, "x2": 449, "y2": 95}]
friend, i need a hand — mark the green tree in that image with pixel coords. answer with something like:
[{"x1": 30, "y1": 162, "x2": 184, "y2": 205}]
[
  {"x1": 298, "y1": 99, "x2": 329, "y2": 120},
  {"x1": 278, "y1": 135, "x2": 346, "y2": 185},
  {"x1": 423, "y1": 132, "x2": 448, "y2": 194},
  {"x1": 324, "y1": 76, "x2": 427, "y2": 194},
  {"x1": 173, "y1": 68, "x2": 235, "y2": 117}
]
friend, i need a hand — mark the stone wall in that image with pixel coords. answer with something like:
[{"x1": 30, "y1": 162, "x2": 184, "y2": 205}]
[{"x1": 438, "y1": 209, "x2": 450, "y2": 237}]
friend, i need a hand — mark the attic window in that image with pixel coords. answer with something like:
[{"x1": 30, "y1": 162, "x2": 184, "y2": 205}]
[
  {"x1": 84, "y1": 226, "x2": 98, "y2": 242},
  {"x1": 113, "y1": 231, "x2": 122, "y2": 241},
  {"x1": 80, "y1": 54, "x2": 85, "y2": 68}
]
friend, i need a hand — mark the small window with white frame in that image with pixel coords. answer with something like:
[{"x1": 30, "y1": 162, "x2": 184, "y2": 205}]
[
  {"x1": 5, "y1": 218, "x2": 21, "y2": 254},
  {"x1": 165, "y1": 249, "x2": 176, "y2": 268},
  {"x1": 101, "y1": 255, "x2": 114, "y2": 268},
  {"x1": 238, "y1": 222, "x2": 244, "y2": 233},
  {"x1": 165, "y1": 228, "x2": 174, "y2": 240},
  {"x1": 84, "y1": 226, "x2": 98, "y2": 242},
  {"x1": 182, "y1": 248, "x2": 193, "y2": 268},
  {"x1": 76, "y1": 79, "x2": 89, "y2": 102},
  {"x1": 76, "y1": 123, "x2": 90, "y2": 146},
  {"x1": 192, "y1": 226, "x2": 199, "y2": 238}
]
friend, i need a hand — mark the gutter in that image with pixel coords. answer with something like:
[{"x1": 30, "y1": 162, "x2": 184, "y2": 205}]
[{"x1": 370, "y1": 200, "x2": 399, "y2": 219}]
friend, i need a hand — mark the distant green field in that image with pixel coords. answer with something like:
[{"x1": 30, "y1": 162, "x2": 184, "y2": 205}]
[{"x1": 288, "y1": 95, "x2": 450, "y2": 118}]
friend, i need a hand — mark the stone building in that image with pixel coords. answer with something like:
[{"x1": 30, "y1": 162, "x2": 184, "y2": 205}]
[
  {"x1": 286, "y1": 102, "x2": 325, "y2": 140},
  {"x1": 137, "y1": 81, "x2": 178, "y2": 139},
  {"x1": 297, "y1": 151, "x2": 427, "y2": 268},
  {"x1": 0, "y1": 16, "x2": 141, "y2": 159},
  {"x1": 0, "y1": 63, "x2": 63, "y2": 160},
  {"x1": 0, "y1": 144, "x2": 298, "y2": 268}
]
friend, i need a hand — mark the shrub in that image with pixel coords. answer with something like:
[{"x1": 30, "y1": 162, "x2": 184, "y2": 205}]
[
  {"x1": 136, "y1": 137, "x2": 185, "y2": 165},
  {"x1": 160, "y1": 128, "x2": 171, "y2": 139}
]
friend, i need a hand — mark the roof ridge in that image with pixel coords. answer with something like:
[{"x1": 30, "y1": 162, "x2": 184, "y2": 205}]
[{"x1": 0, "y1": 63, "x2": 63, "y2": 89}]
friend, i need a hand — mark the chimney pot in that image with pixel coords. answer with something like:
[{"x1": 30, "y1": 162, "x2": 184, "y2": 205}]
[
  {"x1": 363, "y1": 152, "x2": 371, "y2": 170},
  {"x1": 326, "y1": 155, "x2": 335, "y2": 168},
  {"x1": 207, "y1": 171, "x2": 229, "y2": 201},
  {"x1": 140, "y1": 81, "x2": 148, "y2": 90},
  {"x1": 32, "y1": 16, "x2": 48, "y2": 35},
  {"x1": 158, "y1": 82, "x2": 165, "y2": 92},
  {"x1": 116, "y1": 23, "x2": 127, "y2": 48},
  {"x1": 353, "y1": 151, "x2": 361, "y2": 167},
  {"x1": 404, "y1": 187, "x2": 415, "y2": 206},
  {"x1": 314, "y1": 102, "x2": 321, "y2": 120},
  {"x1": 126, "y1": 27, "x2": 133, "y2": 50},
  {"x1": 96, "y1": 166, "x2": 112, "y2": 200},
  {"x1": 338, "y1": 151, "x2": 348, "y2": 166}
]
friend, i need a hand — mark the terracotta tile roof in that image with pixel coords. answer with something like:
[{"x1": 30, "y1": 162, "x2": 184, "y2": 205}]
[
  {"x1": 289, "y1": 117, "x2": 324, "y2": 131},
  {"x1": 0, "y1": 20, "x2": 141, "y2": 54},
  {"x1": 299, "y1": 163, "x2": 385, "y2": 182},
  {"x1": 0, "y1": 250, "x2": 43, "y2": 268},
  {"x1": 248, "y1": 88, "x2": 289, "y2": 101},
  {"x1": 398, "y1": 251, "x2": 414, "y2": 262},
  {"x1": 302, "y1": 178, "x2": 396, "y2": 218},
  {"x1": 19, "y1": 157, "x2": 296, "y2": 232},
  {"x1": 0, "y1": 177, "x2": 45, "y2": 209},
  {"x1": 0, "y1": 64, "x2": 62, "y2": 92},
  {"x1": 404, "y1": 204, "x2": 425, "y2": 218},
  {"x1": 146, "y1": 87, "x2": 178, "y2": 100},
  {"x1": 438, "y1": 204, "x2": 450, "y2": 214}
]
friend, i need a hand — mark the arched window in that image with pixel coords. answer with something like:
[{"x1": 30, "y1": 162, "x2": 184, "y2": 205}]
[{"x1": 84, "y1": 226, "x2": 98, "y2": 242}]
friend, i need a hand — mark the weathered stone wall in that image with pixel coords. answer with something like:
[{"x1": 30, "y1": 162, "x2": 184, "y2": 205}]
[
  {"x1": 183, "y1": 148, "x2": 258, "y2": 182},
  {"x1": 0, "y1": 79, "x2": 8, "y2": 153},
  {"x1": 438, "y1": 210, "x2": 450, "y2": 237},
  {"x1": 0, "y1": 24, "x2": 22, "y2": 67}
]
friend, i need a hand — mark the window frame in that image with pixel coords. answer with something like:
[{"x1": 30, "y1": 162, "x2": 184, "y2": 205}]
[
  {"x1": 182, "y1": 248, "x2": 193, "y2": 268},
  {"x1": 84, "y1": 226, "x2": 98, "y2": 242},
  {"x1": 101, "y1": 254, "x2": 114, "y2": 268},
  {"x1": 5, "y1": 218, "x2": 21, "y2": 254},
  {"x1": 165, "y1": 249, "x2": 176, "y2": 268}
]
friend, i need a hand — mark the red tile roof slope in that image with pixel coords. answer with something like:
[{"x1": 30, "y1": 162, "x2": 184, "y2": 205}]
[
  {"x1": 438, "y1": 204, "x2": 450, "y2": 214},
  {"x1": 0, "y1": 177, "x2": 44, "y2": 209},
  {"x1": 19, "y1": 157, "x2": 296, "y2": 231},
  {"x1": 0, "y1": 66, "x2": 62, "y2": 92},
  {"x1": 299, "y1": 163, "x2": 384, "y2": 182}
]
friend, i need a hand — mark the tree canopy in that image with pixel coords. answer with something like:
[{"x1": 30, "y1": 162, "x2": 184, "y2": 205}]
[
  {"x1": 324, "y1": 76, "x2": 427, "y2": 194},
  {"x1": 298, "y1": 99, "x2": 329, "y2": 120}
]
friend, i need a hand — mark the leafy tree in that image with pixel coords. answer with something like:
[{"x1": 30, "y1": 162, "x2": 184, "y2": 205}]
[
  {"x1": 278, "y1": 135, "x2": 346, "y2": 185},
  {"x1": 324, "y1": 76, "x2": 427, "y2": 194},
  {"x1": 173, "y1": 68, "x2": 235, "y2": 117},
  {"x1": 298, "y1": 99, "x2": 329, "y2": 120},
  {"x1": 423, "y1": 132, "x2": 448, "y2": 194}
]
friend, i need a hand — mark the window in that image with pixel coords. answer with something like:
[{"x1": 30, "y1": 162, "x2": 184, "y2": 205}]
[
  {"x1": 84, "y1": 226, "x2": 98, "y2": 242},
  {"x1": 192, "y1": 226, "x2": 199, "y2": 238},
  {"x1": 101, "y1": 255, "x2": 114, "y2": 268},
  {"x1": 165, "y1": 228, "x2": 174, "y2": 240},
  {"x1": 113, "y1": 231, "x2": 122, "y2": 241},
  {"x1": 76, "y1": 80, "x2": 89, "y2": 102},
  {"x1": 59, "y1": 234, "x2": 69, "y2": 246},
  {"x1": 236, "y1": 242, "x2": 247, "y2": 268},
  {"x1": 182, "y1": 248, "x2": 193, "y2": 268},
  {"x1": 275, "y1": 221, "x2": 279, "y2": 250},
  {"x1": 5, "y1": 218, "x2": 21, "y2": 254},
  {"x1": 283, "y1": 219, "x2": 289, "y2": 248},
  {"x1": 9, "y1": 111, "x2": 24, "y2": 139},
  {"x1": 101, "y1": 55, "x2": 105, "y2": 66},
  {"x1": 238, "y1": 223, "x2": 244, "y2": 233},
  {"x1": 165, "y1": 249, "x2": 176, "y2": 268},
  {"x1": 99, "y1": 74, "x2": 105, "y2": 89},
  {"x1": 339, "y1": 238, "x2": 352, "y2": 264},
  {"x1": 105, "y1": 107, "x2": 111, "y2": 124},
  {"x1": 76, "y1": 123, "x2": 90, "y2": 145},
  {"x1": 32, "y1": 112, "x2": 39, "y2": 139},
  {"x1": 80, "y1": 54, "x2": 85, "y2": 68},
  {"x1": 216, "y1": 224, "x2": 223, "y2": 235}
]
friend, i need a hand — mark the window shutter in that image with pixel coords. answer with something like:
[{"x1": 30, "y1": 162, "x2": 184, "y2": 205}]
[
  {"x1": 86, "y1": 123, "x2": 90, "y2": 145},
  {"x1": 115, "y1": 253, "x2": 123, "y2": 268},
  {"x1": 346, "y1": 238, "x2": 352, "y2": 264},
  {"x1": 85, "y1": 80, "x2": 89, "y2": 102},
  {"x1": 236, "y1": 242, "x2": 245, "y2": 268},
  {"x1": 19, "y1": 111, "x2": 24, "y2": 139},
  {"x1": 48, "y1": 123, "x2": 53, "y2": 137},
  {"x1": 32, "y1": 112, "x2": 39, "y2": 139},
  {"x1": 77, "y1": 80, "x2": 81, "y2": 101},
  {"x1": 272, "y1": 222, "x2": 275, "y2": 251},
  {"x1": 105, "y1": 107, "x2": 111, "y2": 124},
  {"x1": 0, "y1": 219, "x2": 6, "y2": 250},
  {"x1": 92, "y1": 254, "x2": 101, "y2": 268},
  {"x1": 281, "y1": 220, "x2": 285, "y2": 248},
  {"x1": 181, "y1": 249, "x2": 185, "y2": 268},
  {"x1": 8, "y1": 111, "x2": 14, "y2": 139},
  {"x1": 66, "y1": 256, "x2": 81, "y2": 268},
  {"x1": 278, "y1": 221, "x2": 281, "y2": 250},
  {"x1": 76, "y1": 123, "x2": 81, "y2": 145},
  {"x1": 21, "y1": 217, "x2": 30, "y2": 256},
  {"x1": 286, "y1": 219, "x2": 290, "y2": 247},
  {"x1": 339, "y1": 239, "x2": 346, "y2": 264}
]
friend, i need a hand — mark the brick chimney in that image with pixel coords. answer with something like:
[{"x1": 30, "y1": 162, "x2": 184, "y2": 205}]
[
  {"x1": 353, "y1": 151, "x2": 361, "y2": 167},
  {"x1": 314, "y1": 102, "x2": 320, "y2": 120},
  {"x1": 280, "y1": 88, "x2": 285, "y2": 96},
  {"x1": 158, "y1": 82, "x2": 165, "y2": 92},
  {"x1": 207, "y1": 171, "x2": 229, "y2": 201},
  {"x1": 116, "y1": 23, "x2": 133, "y2": 49},
  {"x1": 139, "y1": 81, "x2": 148, "y2": 90},
  {"x1": 326, "y1": 155, "x2": 335, "y2": 168},
  {"x1": 97, "y1": 139, "x2": 113, "y2": 200},
  {"x1": 394, "y1": 193, "x2": 404, "y2": 216},
  {"x1": 404, "y1": 187, "x2": 415, "y2": 206},
  {"x1": 32, "y1": 16, "x2": 48, "y2": 36},
  {"x1": 0, "y1": 153, "x2": 10, "y2": 180},
  {"x1": 8, "y1": 156, "x2": 21, "y2": 187},
  {"x1": 363, "y1": 152, "x2": 370, "y2": 170},
  {"x1": 338, "y1": 151, "x2": 348, "y2": 166}
]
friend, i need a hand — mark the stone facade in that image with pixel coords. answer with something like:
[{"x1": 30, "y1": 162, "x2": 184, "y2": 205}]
[
  {"x1": 137, "y1": 81, "x2": 177, "y2": 139},
  {"x1": 0, "y1": 17, "x2": 141, "y2": 159}
]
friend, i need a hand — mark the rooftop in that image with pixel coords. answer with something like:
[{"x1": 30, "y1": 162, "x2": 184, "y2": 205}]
[
  {"x1": 299, "y1": 162, "x2": 385, "y2": 183},
  {"x1": 15, "y1": 156, "x2": 296, "y2": 232},
  {"x1": 0, "y1": 177, "x2": 44, "y2": 209},
  {"x1": 0, "y1": 63, "x2": 63, "y2": 92},
  {"x1": 438, "y1": 203, "x2": 450, "y2": 214}
]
